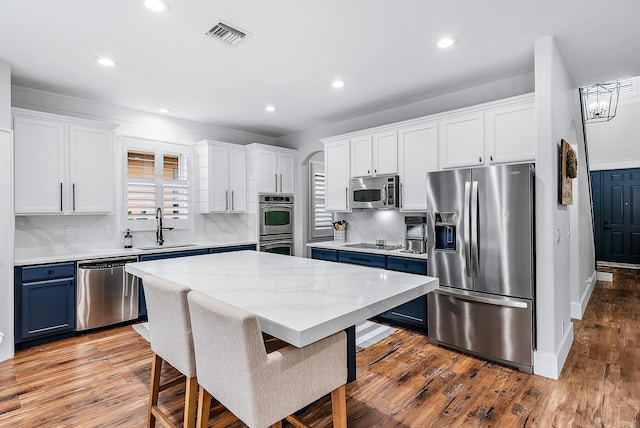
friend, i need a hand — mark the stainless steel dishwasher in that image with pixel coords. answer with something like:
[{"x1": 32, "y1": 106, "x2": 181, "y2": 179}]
[{"x1": 77, "y1": 257, "x2": 139, "y2": 331}]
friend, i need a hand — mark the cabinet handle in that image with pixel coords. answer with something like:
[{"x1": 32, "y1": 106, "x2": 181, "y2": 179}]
[
  {"x1": 225, "y1": 190, "x2": 229, "y2": 210},
  {"x1": 72, "y1": 183, "x2": 76, "y2": 211},
  {"x1": 479, "y1": 157, "x2": 482, "y2": 163},
  {"x1": 280, "y1": 174, "x2": 283, "y2": 193},
  {"x1": 231, "y1": 190, "x2": 235, "y2": 210},
  {"x1": 345, "y1": 187, "x2": 348, "y2": 209},
  {"x1": 274, "y1": 174, "x2": 278, "y2": 192},
  {"x1": 368, "y1": 169, "x2": 370, "y2": 174},
  {"x1": 490, "y1": 155, "x2": 493, "y2": 162},
  {"x1": 60, "y1": 183, "x2": 63, "y2": 212},
  {"x1": 400, "y1": 183, "x2": 404, "y2": 208},
  {"x1": 374, "y1": 169, "x2": 377, "y2": 174}
]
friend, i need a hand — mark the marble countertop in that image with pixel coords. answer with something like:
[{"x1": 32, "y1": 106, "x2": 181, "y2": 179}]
[
  {"x1": 126, "y1": 251, "x2": 438, "y2": 347},
  {"x1": 14, "y1": 240, "x2": 257, "y2": 266},
  {"x1": 306, "y1": 241, "x2": 428, "y2": 260}
]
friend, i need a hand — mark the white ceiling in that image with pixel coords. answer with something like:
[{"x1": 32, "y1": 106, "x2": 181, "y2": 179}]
[{"x1": 1, "y1": 0, "x2": 639, "y2": 138}]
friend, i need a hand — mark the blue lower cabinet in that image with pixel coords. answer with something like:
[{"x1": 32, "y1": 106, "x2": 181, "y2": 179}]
[
  {"x1": 337, "y1": 251, "x2": 385, "y2": 268},
  {"x1": 311, "y1": 248, "x2": 338, "y2": 262},
  {"x1": 15, "y1": 262, "x2": 76, "y2": 346},
  {"x1": 309, "y1": 247, "x2": 428, "y2": 331},
  {"x1": 381, "y1": 256, "x2": 428, "y2": 330}
]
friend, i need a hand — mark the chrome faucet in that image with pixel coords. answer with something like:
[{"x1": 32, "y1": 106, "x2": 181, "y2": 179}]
[{"x1": 155, "y1": 207, "x2": 174, "y2": 245}]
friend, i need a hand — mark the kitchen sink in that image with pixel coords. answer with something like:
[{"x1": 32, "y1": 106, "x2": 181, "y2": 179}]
[
  {"x1": 343, "y1": 243, "x2": 403, "y2": 251},
  {"x1": 136, "y1": 243, "x2": 197, "y2": 251}
]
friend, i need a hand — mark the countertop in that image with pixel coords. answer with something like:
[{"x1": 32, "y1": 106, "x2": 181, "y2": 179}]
[
  {"x1": 306, "y1": 241, "x2": 428, "y2": 260},
  {"x1": 126, "y1": 251, "x2": 438, "y2": 347},
  {"x1": 14, "y1": 240, "x2": 258, "y2": 266}
]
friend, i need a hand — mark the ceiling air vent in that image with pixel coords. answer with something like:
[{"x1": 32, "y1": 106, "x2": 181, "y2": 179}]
[{"x1": 205, "y1": 21, "x2": 248, "y2": 45}]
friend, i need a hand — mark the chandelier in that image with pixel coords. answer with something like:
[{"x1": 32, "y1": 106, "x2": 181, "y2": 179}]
[{"x1": 580, "y1": 81, "x2": 620, "y2": 123}]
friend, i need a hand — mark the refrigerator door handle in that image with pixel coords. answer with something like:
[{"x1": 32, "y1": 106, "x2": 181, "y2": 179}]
[
  {"x1": 463, "y1": 181, "x2": 471, "y2": 276},
  {"x1": 436, "y1": 289, "x2": 529, "y2": 309},
  {"x1": 471, "y1": 180, "x2": 479, "y2": 277}
]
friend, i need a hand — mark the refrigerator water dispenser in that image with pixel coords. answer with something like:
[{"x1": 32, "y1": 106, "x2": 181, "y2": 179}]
[{"x1": 434, "y1": 212, "x2": 457, "y2": 251}]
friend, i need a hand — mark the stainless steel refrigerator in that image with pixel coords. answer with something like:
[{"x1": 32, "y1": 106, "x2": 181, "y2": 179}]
[{"x1": 426, "y1": 163, "x2": 535, "y2": 373}]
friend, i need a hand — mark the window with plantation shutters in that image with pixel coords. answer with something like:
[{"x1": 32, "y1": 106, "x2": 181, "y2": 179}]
[
  {"x1": 127, "y1": 151, "x2": 156, "y2": 221},
  {"x1": 309, "y1": 160, "x2": 333, "y2": 239},
  {"x1": 124, "y1": 137, "x2": 191, "y2": 231}
]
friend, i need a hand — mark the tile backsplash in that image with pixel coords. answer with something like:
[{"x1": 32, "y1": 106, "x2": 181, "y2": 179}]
[
  {"x1": 14, "y1": 213, "x2": 256, "y2": 259},
  {"x1": 336, "y1": 210, "x2": 426, "y2": 245}
]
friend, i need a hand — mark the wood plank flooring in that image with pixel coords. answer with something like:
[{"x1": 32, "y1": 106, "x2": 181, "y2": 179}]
[{"x1": 1, "y1": 267, "x2": 640, "y2": 427}]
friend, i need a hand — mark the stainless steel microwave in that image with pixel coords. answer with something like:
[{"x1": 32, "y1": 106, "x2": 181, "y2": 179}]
[{"x1": 350, "y1": 175, "x2": 400, "y2": 209}]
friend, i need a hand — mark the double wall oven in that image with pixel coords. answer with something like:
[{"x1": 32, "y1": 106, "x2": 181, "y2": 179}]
[{"x1": 259, "y1": 194, "x2": 294, "y2": 256}]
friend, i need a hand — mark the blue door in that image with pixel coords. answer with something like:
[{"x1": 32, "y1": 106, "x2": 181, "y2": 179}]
[{"x1": 601, "y1": 168, "x2": 640, "y2": 263}]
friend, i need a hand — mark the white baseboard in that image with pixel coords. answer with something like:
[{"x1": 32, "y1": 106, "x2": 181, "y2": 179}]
[
  {"x1": 533, "y1": 322, "x2": 574, "y2": 380},
  {"x1": 597, "y1": 271, "x2": 613, "y2": 282},
  {"x1": 570, "y1": 270, "x2": 597, "y2": 319}
]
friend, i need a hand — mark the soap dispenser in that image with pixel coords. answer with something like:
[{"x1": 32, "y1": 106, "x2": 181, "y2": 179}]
[{"x1": 124, "y1": 229, "x2": 133, "y2": 249}]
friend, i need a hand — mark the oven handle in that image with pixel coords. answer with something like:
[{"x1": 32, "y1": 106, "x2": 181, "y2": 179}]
[
  {"x1": 260, "y1": 240, "x2": 293, "y2": 247},
  {"x1": 261, "y1": 204, "x2": 293, "y2": 209}
]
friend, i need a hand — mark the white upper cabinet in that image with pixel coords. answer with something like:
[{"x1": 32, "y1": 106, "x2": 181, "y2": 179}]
[
  {"x1": 69, "y1": 125, "x2": 113, "y2": 213},
  {"x1": 324, "y1": 139, "x2": 351, "y2": 211},
  {"x1": 439, "y1": 94, "x2": 535, "y2": 169},
  {"x1": 197, "y1": 140, "x2": 246, "y2": 213},
  {"x1": 350, "y1": 131, "x2": 398, "y2": 177},
  {"x1": 248, "y1": 144, "x2": 296, "y2": 195},
  {"x1": 439, "y1": 112, "x2": 485, "y2": 169},
  {"x1": 13, "y1": 109, "x2": 114, "y2": 215},
  {"x1": 397, "y1": 121, "x2": 438, "y2": 211},
  {"x1": 350, "y1": 135, "x2": 372, "y2": 177},
  {"x1": 484, "y1": 96, "x2": 535, "y2": 164}
]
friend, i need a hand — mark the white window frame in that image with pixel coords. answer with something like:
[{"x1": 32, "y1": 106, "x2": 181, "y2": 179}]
[
  {"x1": 123, "y1": 136, "x2": 192, "y2": 232},
  {"x1": 308, "y1": 160, "x2": 334, "y2": 240}
]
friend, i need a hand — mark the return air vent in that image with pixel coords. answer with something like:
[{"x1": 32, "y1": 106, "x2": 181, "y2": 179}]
[{"x1": 205, "y1": 21, "x2": 248, "y2": 45}]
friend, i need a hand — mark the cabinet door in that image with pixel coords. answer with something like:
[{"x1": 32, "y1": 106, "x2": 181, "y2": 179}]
[
  {"x1": 69, "y1": 125, "x2": 113, "y2": 213},
  {"x1": 373, "y1": 130, "x2": 398, "y2": 175},
  {"x1": 350, "y1": 135, "x2": 373, "y2": 177},
  {"x1": 277, "y1": 152, "x2": 295, "y2": 194},
  {"x1": 485, "y1": 102, "x2": 535, "y2": 164},
  {"x1": 439, "y1": 113, "x2": 484, "y2": 169},
  {"x1": 209, "y1": 145, "x2": 230, "y2": 211},
  {"x1": 325, "y1": 140, "x2": 351, "y2": 211},
  {"x1": 257, "y1": 150, "x2": 278, "y2": 193},
  {"x1": 398, "y1": 121, "x2": 438, "y2": 211},
  {"x1": 228, "y1": 148, "x2": 247, "y2": 211},
  {"x1": 21, "y1": 278, "x2": 75, "y2": 340},
  {"x1": 14, "y1": 115, "x2": 66, "y2": 214}
]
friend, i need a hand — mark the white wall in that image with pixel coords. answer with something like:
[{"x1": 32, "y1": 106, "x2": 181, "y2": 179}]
[
  {"x1": 587, "y1": 80, "x2": 640, "y2": 171},
  {"x1": 11, "y1": 86, "x2": 272, "y2": 259},
  {"x1": 569, "y1": 135, "x2": 597, "y2": 319},
  {"x1": 278, "y1": 73, "x2": 535, "y2": 257},
  {"x1": 0, "y1": 59, "x2": 14, "y2": 362},
  {"x1": 533, "y1": 36, "x2": 590, "y2": 379}
]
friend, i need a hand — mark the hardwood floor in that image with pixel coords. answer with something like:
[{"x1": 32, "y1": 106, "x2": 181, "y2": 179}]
[{"x1": 1, "y1": 268, "x2": 639, "y2": 427}]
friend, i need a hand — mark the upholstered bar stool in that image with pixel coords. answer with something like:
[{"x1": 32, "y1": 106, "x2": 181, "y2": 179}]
[
  {"x1": 143, "y1": 275, "x2": 199, "y2": 428},
  {"x1": 187, "y1": 290, "x2": 348, "y2": 428}
]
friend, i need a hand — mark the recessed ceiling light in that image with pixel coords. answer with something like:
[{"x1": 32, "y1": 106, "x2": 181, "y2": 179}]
[
  {"x1": 437, "y1": 37, "x2": 457, "y2": 49},
  {"x1": 95, "y1": 57, "x2": 116, "y2": 67},
  {"x1": 158, "y1": 108, "x2": 171, "y2": 114},
  {"x1": 264, "y1": 105, "x2": 277, "y2": 112},
  {"x1": 332, "y1": 80, "x2": 345, "y2": 89},
  {"x1": 144, "y1": 0, "x2": 170, "y2": 12}
]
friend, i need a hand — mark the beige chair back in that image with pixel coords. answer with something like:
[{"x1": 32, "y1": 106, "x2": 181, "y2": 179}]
[
  {"x1": 142, "y1": 275, "x2": 196, "y2": 378},
  {"x1": 188, "y1": 290, "x2": 348, "y2": 428}
]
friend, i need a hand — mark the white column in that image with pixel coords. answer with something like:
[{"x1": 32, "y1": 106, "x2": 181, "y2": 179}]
[{"x1": 0, "y1": 58, "x2": 14, "y2": 362}]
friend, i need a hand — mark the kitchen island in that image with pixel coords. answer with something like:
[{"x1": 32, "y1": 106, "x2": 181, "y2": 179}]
[{"x1": 126, "y1": 251, "x2": 438, "y2": 381}]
